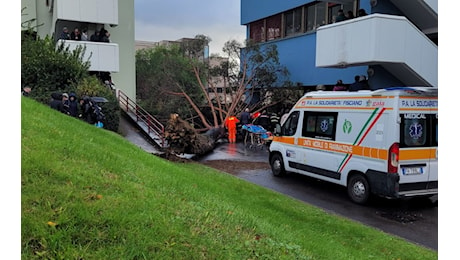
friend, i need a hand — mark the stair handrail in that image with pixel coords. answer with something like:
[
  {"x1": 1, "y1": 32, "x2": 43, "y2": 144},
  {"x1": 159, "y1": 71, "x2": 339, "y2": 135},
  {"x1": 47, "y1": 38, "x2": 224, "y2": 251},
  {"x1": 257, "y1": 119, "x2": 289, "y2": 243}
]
[{"x1": 117, "y1": 90, "x2": 166, "y2": 147}]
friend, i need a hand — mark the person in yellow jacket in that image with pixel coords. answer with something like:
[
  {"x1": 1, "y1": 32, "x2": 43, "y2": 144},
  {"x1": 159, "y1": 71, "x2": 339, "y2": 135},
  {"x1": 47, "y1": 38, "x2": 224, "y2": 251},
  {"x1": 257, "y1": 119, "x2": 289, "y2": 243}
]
[{"x1": 224, "y1": 116, "x2": 240, "y2": 143}]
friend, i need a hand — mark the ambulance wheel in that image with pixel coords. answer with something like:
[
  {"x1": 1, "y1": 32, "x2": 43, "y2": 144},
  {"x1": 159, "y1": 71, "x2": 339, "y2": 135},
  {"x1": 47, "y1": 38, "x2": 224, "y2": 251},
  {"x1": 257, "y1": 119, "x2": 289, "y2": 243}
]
[
  {"x1": 270, "y1": 153, "x2": 286, "y2": 177},
  {"x1": 347, "y1": 174, "x2": 370, "y2": 204}
]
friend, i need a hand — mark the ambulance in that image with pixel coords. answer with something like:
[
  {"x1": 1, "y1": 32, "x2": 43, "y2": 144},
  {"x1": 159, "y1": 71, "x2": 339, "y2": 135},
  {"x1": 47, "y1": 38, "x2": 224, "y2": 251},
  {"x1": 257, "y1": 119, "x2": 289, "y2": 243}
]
[{"x1": 269, "y1": 87, "x2": 438, "y2": 204}]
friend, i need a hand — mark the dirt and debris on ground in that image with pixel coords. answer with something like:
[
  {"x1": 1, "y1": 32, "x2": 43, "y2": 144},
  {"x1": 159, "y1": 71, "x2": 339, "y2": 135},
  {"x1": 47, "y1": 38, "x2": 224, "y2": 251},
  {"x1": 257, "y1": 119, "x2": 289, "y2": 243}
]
[
  {"x1": 198, "y1": 160, "x2": 270, "y2": 175},
  {"x1": 153, "y1": 151, "x2": 271, "y2": 175}
]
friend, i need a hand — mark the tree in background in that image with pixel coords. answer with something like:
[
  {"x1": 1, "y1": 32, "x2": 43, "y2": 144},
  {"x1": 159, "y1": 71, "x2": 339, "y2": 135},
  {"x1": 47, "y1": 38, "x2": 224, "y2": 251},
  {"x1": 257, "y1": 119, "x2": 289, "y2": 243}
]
[
  {"x1": 136, "y1": 36, "x2": 298, "y2": 133},
  {"x1": 215, "y1": 39, "x2": 301, "y2": 124},
  {"x1": 135, "y1": 44, "x2": 205, "y2": 126}
]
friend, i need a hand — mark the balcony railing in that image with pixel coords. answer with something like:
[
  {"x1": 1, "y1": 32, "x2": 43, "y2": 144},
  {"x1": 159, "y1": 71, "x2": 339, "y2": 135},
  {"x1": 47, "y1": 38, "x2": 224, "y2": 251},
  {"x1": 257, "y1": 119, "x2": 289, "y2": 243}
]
[{"x1": 58, "y1": 39, "x2": 119, "y2": 72}]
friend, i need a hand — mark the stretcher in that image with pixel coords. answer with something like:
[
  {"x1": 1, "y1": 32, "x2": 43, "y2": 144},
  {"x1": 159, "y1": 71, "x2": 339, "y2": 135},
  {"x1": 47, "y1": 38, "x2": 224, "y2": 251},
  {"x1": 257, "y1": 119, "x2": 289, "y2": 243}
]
[{"x1": 241, "y1": 124, "x2": 272, "y2": 150}]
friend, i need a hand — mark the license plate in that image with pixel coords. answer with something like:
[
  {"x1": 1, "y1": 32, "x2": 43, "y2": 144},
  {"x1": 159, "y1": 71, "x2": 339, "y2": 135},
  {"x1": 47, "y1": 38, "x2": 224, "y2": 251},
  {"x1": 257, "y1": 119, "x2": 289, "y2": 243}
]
[{"x1": 402, "y1": 167, "x2": 423, "y2": 175}]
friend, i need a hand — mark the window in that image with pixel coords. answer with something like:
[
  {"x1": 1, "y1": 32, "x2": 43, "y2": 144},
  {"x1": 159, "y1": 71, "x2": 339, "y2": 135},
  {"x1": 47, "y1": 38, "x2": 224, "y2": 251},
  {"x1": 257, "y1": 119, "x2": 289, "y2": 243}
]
[
  {"x1": 285, "y1": 7, "x2": 303, "y2": 37},
  {"x1": 282, "y1": 111, "x2": 300, "y2": 136},
  {"x1": 400, "y1": 113, "x2": 437, "y2": 147},
  {"x1": 248, "y1": 1, "x2": 358, "y2": 39},
  {"x1": 266, "y1": 14, "x2": 282, "y2": 40},
  {"x1": 250, "y1": 19, "x2": 265, "y2": 43},
  {"x1": 305, "y1": 2, "x2": 327, "y2": 32},
  {"x1": 328, "y1": 4, "x2": 342, "y2": 24},
  {"x1": 328, "y1": 1, "x2": 356, "y2": 23},
  {"x1": 302, "y1": 111, "x2": 337, "y2": 140}
]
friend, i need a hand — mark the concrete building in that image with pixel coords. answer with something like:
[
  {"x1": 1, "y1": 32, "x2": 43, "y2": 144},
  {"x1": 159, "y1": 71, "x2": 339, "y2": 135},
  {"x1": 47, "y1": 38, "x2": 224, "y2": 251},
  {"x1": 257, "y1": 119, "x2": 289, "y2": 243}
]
[
  {"x1": 136, "y1": 38, "x2": 209, "y2": 61},
  {"x1": 240, "y1": 0, "x2": 437, "y2": 90},
  {"x1": 21, "y1": 0, "x2": 136, "y2": 99}
]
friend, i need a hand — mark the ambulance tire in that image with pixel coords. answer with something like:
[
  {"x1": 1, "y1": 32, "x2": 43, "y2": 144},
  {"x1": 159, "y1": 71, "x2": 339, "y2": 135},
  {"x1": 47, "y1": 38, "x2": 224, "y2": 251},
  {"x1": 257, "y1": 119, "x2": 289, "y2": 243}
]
[
  {"x1": 347, "y1": 174, "x2": 370, "y2": 204},
  {"x1": 270, "y1": 153, "x2": 286, "y2": 177}
]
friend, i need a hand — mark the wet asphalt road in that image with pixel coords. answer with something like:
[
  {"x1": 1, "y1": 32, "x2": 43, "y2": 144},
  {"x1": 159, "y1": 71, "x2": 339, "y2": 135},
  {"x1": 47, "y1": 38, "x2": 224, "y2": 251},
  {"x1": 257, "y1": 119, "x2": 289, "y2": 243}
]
[
  {"x1": 198, "y1": 142, "x2": 438, "y2": 251},
  {"x1": 200, "y1": 143, "x2": 438, "y2": 250},
  {"x1": 120, "y1": 117, "x2": 438, "y2": 251}
]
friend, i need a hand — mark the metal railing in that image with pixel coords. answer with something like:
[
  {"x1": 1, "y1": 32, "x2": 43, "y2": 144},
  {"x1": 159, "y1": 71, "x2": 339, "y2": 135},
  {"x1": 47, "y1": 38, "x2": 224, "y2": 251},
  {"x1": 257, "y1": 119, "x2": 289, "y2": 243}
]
[{"x1": 117, "y1": 90, "x2": 166, "y2": 148}]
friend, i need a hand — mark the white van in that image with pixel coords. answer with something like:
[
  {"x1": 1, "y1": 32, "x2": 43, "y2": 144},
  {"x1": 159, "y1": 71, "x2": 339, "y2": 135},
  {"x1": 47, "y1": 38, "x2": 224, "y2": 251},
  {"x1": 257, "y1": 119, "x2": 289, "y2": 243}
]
[{"x1": 269, "y1": 87, "x2": 438, "y2": 204}]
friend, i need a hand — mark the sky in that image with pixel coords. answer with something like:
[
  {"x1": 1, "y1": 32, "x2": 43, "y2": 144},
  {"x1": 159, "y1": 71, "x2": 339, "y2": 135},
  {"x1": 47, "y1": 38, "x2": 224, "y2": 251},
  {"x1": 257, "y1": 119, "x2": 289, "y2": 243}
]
[{"x1": 134, "y1": 0, "x2": 246, "y2": 56}]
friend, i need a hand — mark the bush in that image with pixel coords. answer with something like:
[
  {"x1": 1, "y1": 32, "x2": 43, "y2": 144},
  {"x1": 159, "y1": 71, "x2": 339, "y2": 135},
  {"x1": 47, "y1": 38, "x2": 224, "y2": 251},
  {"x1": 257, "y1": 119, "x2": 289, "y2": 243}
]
[
  {"x1": 21, "y1": 31, "x2": 120, "y2": 132},
  {"x1": 21, "y1": 33, "x2": 89, "y2": 103}
]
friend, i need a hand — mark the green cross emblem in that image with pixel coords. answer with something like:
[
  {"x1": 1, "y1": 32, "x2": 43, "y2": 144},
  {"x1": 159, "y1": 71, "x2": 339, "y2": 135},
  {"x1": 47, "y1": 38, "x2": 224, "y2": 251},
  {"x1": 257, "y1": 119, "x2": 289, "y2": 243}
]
[{"x1": 343, "y1": 119, "x2": 352, "y2": 134}]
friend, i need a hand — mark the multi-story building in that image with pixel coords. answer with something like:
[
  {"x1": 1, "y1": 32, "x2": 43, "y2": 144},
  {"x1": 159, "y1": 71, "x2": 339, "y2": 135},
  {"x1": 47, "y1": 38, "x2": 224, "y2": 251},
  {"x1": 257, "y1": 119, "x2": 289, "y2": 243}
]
[
  {"x1": 136, "y1": 38, "x2": 209, "y2": 61},
  {"x1": 240, "y1": 0, "x2": 437, "y2": 90},
  {"x1": 21, "y1": 0, "x2": 136, "y2": 99}
]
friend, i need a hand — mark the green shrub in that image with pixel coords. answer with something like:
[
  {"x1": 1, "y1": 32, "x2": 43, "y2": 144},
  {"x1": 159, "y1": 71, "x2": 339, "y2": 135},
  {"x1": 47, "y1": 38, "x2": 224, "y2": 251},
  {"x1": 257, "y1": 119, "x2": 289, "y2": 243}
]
[
  {"x1": 21, "y1": 34, "x2": 89, "y2": 104},
  {"x1": 21, "y1": 31, "x2": 119, "y2": 132}
]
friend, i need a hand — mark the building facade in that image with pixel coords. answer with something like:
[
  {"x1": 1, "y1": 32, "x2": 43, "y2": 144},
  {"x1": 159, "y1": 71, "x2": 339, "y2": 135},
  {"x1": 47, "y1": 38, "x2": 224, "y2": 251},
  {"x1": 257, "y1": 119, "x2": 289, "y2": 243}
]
[
  {"x1": 240, "y1": 0, "x2": 437, "y2": 90},
  {"x1": 21, "y1": 0, "x2": 136, "y2": 99}
]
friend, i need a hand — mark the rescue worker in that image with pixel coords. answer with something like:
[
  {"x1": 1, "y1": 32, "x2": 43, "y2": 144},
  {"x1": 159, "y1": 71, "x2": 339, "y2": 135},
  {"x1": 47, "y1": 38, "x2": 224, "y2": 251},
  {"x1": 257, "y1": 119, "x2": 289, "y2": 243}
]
[
  {"x1": 224, "y1": 115, "x2": 240, "y2": 143},
  {"x1": 269, "y1": 112, "x2": 280, "y2": 132}
]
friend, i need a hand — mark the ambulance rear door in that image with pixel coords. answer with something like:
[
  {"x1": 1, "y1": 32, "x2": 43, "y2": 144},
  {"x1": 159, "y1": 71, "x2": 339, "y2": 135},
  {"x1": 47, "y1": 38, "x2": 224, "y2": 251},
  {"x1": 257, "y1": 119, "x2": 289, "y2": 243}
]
[{"x1": 398, "y1": 94, "x2": 438, "y2": 195}]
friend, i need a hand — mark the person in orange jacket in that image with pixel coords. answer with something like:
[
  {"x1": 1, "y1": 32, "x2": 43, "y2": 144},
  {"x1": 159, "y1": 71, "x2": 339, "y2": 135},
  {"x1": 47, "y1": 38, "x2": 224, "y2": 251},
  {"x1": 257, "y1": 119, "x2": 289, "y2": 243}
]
[{"x1": 224, "y1": 115, "x2": 240, "y2": 143}]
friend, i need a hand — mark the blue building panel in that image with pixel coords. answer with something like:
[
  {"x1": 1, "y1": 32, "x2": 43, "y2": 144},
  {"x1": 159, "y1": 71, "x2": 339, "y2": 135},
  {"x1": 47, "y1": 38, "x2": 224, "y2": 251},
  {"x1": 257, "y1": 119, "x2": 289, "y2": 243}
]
[
  {"x1": 260, "y1": 34, "x2": 366, "y2": 87},
  {"x1": 241, "y1": 0, "x2": 313, "y2": 25},
  {"x1": 240, "y1": 0, "x2": 435, "y2": 89}
]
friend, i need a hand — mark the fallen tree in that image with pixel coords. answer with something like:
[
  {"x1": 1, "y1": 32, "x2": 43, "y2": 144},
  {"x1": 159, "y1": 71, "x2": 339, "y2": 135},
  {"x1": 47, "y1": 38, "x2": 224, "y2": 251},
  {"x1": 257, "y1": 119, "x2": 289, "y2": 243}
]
[{"x1": 164, "y1": 113, "x2": 224, "y2": 155}]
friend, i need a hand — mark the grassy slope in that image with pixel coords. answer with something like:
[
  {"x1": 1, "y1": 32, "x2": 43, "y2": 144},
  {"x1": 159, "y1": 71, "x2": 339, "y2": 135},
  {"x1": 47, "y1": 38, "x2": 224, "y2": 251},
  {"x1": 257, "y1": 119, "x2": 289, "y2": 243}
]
[{"x1": 21, "y1": 97, "x2": 436, "y2": 259}]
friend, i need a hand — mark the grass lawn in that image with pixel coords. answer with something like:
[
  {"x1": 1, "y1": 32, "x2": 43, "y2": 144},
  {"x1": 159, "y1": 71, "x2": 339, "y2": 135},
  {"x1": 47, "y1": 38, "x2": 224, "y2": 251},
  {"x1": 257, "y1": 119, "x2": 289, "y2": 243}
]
[{"x1": 21, "y1": 97, "x2": 437, "y2": 259}]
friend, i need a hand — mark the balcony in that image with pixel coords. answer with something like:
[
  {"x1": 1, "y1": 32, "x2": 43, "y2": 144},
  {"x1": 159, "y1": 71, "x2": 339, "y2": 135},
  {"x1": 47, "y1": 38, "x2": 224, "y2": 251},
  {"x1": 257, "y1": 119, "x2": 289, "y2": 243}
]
[
  {"x1": 58, "y1": 39, "x2": 119, "y2": 72},
  {"x1": 56, "y1": 0, "x2": 118, "y2": 25},
  {"x1": 315, "y1": 14, "x2": 437, "y2": 87}
]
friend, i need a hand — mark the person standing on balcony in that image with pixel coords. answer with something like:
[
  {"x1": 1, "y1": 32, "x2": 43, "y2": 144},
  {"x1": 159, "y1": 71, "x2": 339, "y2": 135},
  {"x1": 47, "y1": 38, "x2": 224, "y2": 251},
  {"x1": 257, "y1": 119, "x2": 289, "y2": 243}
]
[
  {"x1": 90, "y1": 30, "x2": 100, "y2": 42},
  {"x1": 358, "y1": 9, "x2": 368, "y2": 17},
  {"x1": 346, "y1": 11, "x2": 355, "y2": 20},
  {"x1": 81, "y1": 28, "x2": 88, "y2": 41},
  {"x1": 349, "y1": 75, "x2": 369, "y2": 91},
  {"x1": 335, "y1": 9, "x2": 346, "y2": 23},
  {"x1": 333, "y1": 79, "x2": 347, "y2": 91},
  {"x1": 59, "y1": 27, "x2": 70, "y2": 40},
  {"x1": 100, "y1": 29, "x2": 111, "y2": 43},
  {"x1": 70, "y1": 27, "x2": 81, "y2": 41}
]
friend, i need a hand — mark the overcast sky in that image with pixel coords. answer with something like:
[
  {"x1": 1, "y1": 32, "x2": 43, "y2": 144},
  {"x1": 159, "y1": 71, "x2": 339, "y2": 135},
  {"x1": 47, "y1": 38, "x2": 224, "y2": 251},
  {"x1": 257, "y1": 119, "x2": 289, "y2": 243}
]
[{"x1": 135, "y1": 0, "x2": 246, "y2": 56}]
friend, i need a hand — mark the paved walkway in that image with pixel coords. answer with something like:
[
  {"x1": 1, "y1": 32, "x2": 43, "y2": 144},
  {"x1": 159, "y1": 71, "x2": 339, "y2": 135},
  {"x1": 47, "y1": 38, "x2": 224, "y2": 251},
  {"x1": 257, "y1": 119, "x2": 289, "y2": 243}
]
[
  {"x1": 119, "y1": 115, "x2": 161, "y2": 154},
  {"x1": 120, "y1": 115, "x2": 270, "y2": 163}
]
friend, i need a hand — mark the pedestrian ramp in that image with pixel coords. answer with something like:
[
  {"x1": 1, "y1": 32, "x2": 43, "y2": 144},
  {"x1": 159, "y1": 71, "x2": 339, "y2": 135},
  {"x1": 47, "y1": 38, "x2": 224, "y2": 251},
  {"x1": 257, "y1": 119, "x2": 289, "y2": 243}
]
[{"x1": 117, "y1": 90, "x2": 168, "y2": 149}]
